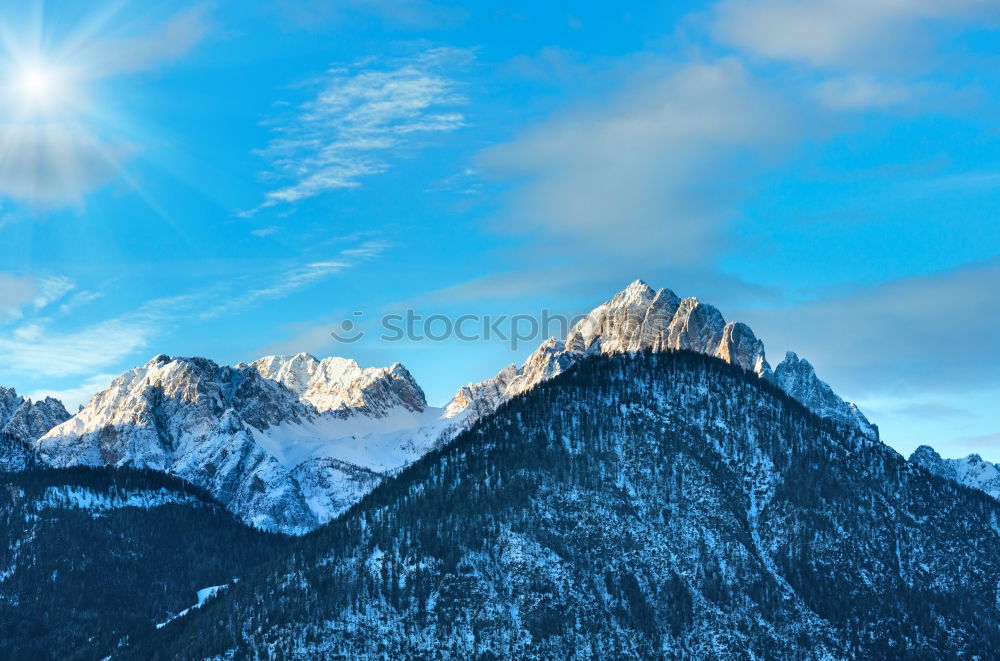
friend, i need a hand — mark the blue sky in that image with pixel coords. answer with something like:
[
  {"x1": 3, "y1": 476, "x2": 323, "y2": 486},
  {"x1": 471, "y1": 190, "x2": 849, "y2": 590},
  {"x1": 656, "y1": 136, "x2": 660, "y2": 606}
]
[{"x1": 1, "y1": 0, "x2": 999, "y2": 461}]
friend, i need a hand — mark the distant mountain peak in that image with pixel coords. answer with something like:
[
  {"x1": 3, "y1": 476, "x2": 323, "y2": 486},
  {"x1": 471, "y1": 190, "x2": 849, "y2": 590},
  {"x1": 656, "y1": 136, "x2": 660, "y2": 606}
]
[
  {"x1": 247, "y1": 353, "x2": 426, "y2": 417},
  {"x1": 1, "y1": 386, "x2": 70, "y2": 472},
  {"x1": 619, "y1": 278, "x2": 656, "y2": 298},
  {"x1": 773, "y1": 351, "x2": 877, "y2": 439},
  {"x1": 909, "y1": 444, "x2": 1000, "y2": 500},
  {"x1": 910, "y1": 444, "x2": 942, "y2": 463}
]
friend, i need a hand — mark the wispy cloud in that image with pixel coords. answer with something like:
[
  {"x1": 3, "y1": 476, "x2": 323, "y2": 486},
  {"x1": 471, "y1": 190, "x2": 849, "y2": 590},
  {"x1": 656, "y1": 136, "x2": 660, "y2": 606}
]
[
  {"x1": 200, "y1": 239, "x2": 388, "y2": 318},
  {"x1": 736, "y1": 256, "x2": 1000, "y2": 397},
  {"x1": 0, "y1": 297, "x2": 183, "y2": 377},
  {"x1": 710, "y1": 0, "x2": 1000, "y2": 71},
  {"x1": 0, "y1": 273, "x2": 74, "y2": 323},
  {"x1": 84, "y1": 6, "x2": 212, "y2": 76},
  {"x1": 480, "y1": 59, "x2": 802, "y2": 266},
  {"x1": 250, "y1": 226, "x2": 279, "y2": 238},
  {"x1": 0, "y1": 238, "x2": 388, "y2": 380},
  {"x1": 28, "y1": 372, "x2": 121, "y2": 412},
  {"x1": 813, "y1": 75, "x2": 914, "y2": 110},
  {"x1": 201, "y1": 260, "x2": 350, "y2": 318},
  {"x1": 956, "y1": 432, "x2": 1000, "y2": 449},
  {"x1": 244, "y1": 47, "x2": 471, "y2": 215}
]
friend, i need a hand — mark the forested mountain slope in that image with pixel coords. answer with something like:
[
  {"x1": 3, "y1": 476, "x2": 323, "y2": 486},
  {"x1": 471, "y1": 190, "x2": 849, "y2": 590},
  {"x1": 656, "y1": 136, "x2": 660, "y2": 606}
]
[
  {"x1": 0, "y1": 467, "x2": 286, "y2": 661},
  {"x1": 120, "y1": 351, "x2": 1000, "y2": 660}
]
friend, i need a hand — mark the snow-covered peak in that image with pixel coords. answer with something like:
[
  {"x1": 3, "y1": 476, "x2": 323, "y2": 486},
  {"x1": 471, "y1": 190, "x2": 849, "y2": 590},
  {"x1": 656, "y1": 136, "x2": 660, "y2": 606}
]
[
  {"x1": 616, "y1": 279, "x2": 657, "y2": 303},
  {"x1": 249, "y1": 352, "x2": 320, "y2": 394},
  {"x1": 34, "y1": 355, "x2": 324, "y2": 533},
  {"x1": 1, "y1": 386, "x2": 71, "y2": 471},
  {"x1": 33, "y1": 352, "x2": 437, "y2": 533},
  {"x1": 247, "y1": 353, "x2": 426, "y2": 417},
  {"x1": 909, "y1": 445, "x2": 1000, "y2": 500}
]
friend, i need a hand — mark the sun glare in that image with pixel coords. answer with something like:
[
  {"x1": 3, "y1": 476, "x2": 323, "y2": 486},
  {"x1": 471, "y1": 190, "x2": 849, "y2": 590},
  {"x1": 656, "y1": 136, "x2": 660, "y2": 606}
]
[
  {"x1": 18, "y1": 65, "x2": 53, "y2": 100},
  {"x1": 3, "y1": 59, "x2": 76, "y2": 117}
]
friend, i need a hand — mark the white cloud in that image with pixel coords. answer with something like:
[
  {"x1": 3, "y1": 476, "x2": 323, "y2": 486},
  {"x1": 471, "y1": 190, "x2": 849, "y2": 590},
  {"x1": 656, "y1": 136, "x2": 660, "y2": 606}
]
[
  {"x1": 29, "y1": 372, "x2": 119, "y2": 412},
  {"x1": 0, "y1": 273, "x2": 74, "y2": 322},
  {"x1": 0, "y1": 237, "x2": 387, "y2": 380},
  {"x1": 0, "y1": 124, "x2": 130, "y2": 206},
  {"x1": 0, "y1": 273, "x2": 39, "y2": 322},
  {"x1": 711, "y1": 0, "x2": 1000, "y2": 71},
  {"x1": 0, "y1": 312, "x2": 159, "y2": 377},
  {"x1": 86, "y1": 6, "x2": 211, "y2": 76},
  {"x1": 199, "y1": 240, "x2": 389, "y2": 317},
  {"x1": 814, "y1": 76, "x2": 914, "y2": 110},
  {"x1": 56, "y1": 289, "x2": 104, "y2": 316},
  {"x1": 246, "y1": 48, "x2": 471, "y2": 214},
  {"x1": 736, "y1": 256, "x2": 1000, "y2": 397},
  {"x1": 480, "y1": 59, "x2": 802, "y2": 265}
]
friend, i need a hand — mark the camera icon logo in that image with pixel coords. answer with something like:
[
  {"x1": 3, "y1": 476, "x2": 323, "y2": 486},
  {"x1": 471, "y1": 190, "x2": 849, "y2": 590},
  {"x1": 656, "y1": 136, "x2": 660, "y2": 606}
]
[{"x1": 330, "y1": 311, "x2": 365, "y2": 343}]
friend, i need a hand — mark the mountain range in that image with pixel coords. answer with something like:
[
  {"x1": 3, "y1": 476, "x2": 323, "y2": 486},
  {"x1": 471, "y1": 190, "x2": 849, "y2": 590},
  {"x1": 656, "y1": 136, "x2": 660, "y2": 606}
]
[
  {"x1": 1, "y1": 281, "x2": 993, "y2": 534},
  {"x1": 1, "y1": 280, "x2": 998, "y2": 659}
]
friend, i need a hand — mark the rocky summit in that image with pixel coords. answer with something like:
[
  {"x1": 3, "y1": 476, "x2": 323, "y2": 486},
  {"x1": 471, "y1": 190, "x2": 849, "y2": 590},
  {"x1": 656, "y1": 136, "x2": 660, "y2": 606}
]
[
  {"x1": 445, "y1": 280, "x2": 877, "y2": 441},
  {"x1": 0, "y1": 386, "x2": 70, "y2": 472},
  {"x1": 909, "y1": 444, "x2": 1000, "y2": 500}
]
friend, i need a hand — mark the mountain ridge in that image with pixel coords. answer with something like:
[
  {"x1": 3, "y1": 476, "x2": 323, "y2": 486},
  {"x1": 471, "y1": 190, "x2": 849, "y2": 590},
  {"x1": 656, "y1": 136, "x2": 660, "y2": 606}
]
[
  {"x1": 909, "y1": 444, "x2": 1000, "y2": 500},
  {"x1": 33, "y1": 352, "x2": 444, "y2": 533},
  {"x1": 19, "y1": 280, "x2": 901, "y2": 533}
]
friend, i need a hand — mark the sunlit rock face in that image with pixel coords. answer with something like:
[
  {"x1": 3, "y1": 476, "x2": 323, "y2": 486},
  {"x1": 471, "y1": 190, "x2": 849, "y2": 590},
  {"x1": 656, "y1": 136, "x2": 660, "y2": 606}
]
[
  {"x1": 35, "y1": 353, "x2": 440, "y2": 534},
  {"x1": 445, "y1": 280, "x2": 874, "y2": 439},
  {"x1": 247, "y1": 353, "x2": 427, "y2": 417},
  {"x1": 717, "y1": 321, "x2": 772, "y2": 378}
]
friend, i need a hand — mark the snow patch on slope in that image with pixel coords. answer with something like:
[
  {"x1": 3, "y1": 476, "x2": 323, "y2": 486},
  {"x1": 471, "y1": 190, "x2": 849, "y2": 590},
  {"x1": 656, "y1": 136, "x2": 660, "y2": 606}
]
[{"x1": 37, "y1": 485, "x2": 202, "y2": 511}]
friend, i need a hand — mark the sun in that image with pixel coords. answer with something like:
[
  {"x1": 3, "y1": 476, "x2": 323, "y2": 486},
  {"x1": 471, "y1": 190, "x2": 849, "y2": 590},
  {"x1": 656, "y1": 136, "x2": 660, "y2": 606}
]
[
  {"x1": 2, "y1": 58, "x2": 80, "y2": 119},
  {"x1": 13, "y1": 62, "x2": 62, "y2": 108},
  {"x1": 18, "y1": 65, "x2": 53, "y2": 99}
]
